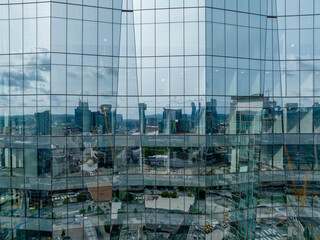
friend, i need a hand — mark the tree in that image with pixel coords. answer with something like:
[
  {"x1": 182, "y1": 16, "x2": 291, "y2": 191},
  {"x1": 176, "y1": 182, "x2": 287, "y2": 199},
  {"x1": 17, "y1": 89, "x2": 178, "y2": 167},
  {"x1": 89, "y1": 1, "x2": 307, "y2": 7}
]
[
  {"x1": 197, "y1": 189, "x2": 206, "y2": 200},
  {"x1": 134, "y1": 208, "x2": 138, "y2": 213},
  {"x1": 161, "y1": 191, "x2": 169, "y2": 198},
  {"x1": 61, "y1": 229, "x2": 66, "y2": 237},
  {"x1": 77, "y1": 194, "x2": 87, "y2": 202},
  {"x1": 114, "y1": 189, "x2": 119, "y2": 198},
  {"x1": 63, "y1": 197, "x2": 70, "y2": 204},
  {"x1": 87, "y1": 205, "x2": 92, "y2": 212},
  {"x1": 127, "y1": 193, "x2": 134, "y2": 202},
  {"x1": 120, "y1": 192, "x2": 134, "y2": 202},
  {"x1": 79, "y1": 208, "x2": 85, "y2": 215},
  {"x1": 170, "y1": 191, "x2": 177, "y2": 198},
  {"x1": 96, "y1": 206, "x2": 104, "y2": 214},
  {"x1": 104, "y1": 225, "x2": 111, "y2": 233}
]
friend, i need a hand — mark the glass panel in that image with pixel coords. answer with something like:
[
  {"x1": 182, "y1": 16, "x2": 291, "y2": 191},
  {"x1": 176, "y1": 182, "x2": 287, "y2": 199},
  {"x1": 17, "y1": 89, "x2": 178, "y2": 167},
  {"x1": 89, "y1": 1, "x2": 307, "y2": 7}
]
[
  {"x1": 156, "y1": 23, "x2": 169, "y2": 56},
  {"x1": 24, "y1": 18, "x2": 36, "y2": 53},
  {"x1": 0, "y1": 20, "x2": 9, "y2": 54},
  {"x1": 170, "y1": 68, "x2": 184, "y2": 95},
  {"x1": 37, "y1": 18, "x2": 50, "y2": 52},
  {"x1": 10, "y1": 19, "x2": 22, "y2": 53},
  {"x1": 98, "y1": 22, "x2": 112, "y2": 55},
  {"x1": 142, "y1": 24, "x2": 155, "y2": 56},
  {"x1": 185, "y1": 22, "x2": 198, "y2": 55},
  {"x1": 185, "y1": 67, "x2": 198, "y2": 95},
  {"x1": 52, "y1": 18, "x2": 66, "y2": 52},
  {"x1": 37, "y1": 65, "x2": 50, "y2": 94},
  {"x1": 10, "y1": 66, "x2": 23, "y2": 95},
  {"x1": 83, "y1": 21, "x2": 97, "y2": 54},
  {"x1": 67, "y1": 66, "x2": 82, "y2": 95},
  {"x1": 170, "y1": 23, "x2": 183, "y2": 56},
  {"x1": 51, "y1": 65, "x2": 66, "y2": 94},
  {"x1": 142, "y1": 68, "x2": 155, "y2": 95},
  {"x1": 226, "y1": 25, "x2": 237, "y2": 57},
  {"x1": 83, "y1": 67, "x2": 97, "y2": 95},
  {"x1": 0, "y1": 67, "x2": 9, "y2": 95},
  {"x1": 67, "y1": 19, "x2": 82, "y2": 53},
  {"x1": 25, "y1": 149, "x2": 37, "y2": 177},
  {"x1": 212, "y1": 23, "x2": 225, "y2": 56}
]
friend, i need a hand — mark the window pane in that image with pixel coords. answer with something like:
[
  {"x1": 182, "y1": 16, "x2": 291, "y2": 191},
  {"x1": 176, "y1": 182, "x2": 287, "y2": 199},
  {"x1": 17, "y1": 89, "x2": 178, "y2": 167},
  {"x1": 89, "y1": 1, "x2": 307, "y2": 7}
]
[
  {"x1": 51, "y1": 65, "x2": 66, "y2": 94},
  {"x1": 67, "y1": 19, "x2": 82, "y2": 53},
  {"x1": 0, "y1": 20, "x2": 9, "y2": 54}
]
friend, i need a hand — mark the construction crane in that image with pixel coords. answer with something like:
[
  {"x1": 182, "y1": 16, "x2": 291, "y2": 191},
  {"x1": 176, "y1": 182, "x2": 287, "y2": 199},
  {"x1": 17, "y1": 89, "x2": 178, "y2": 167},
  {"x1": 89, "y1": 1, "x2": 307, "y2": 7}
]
[
  {"x1": 100, "y1": 105, "x2": 114, "y2": 160},
  {"x1": 280, "y1": 106, "x2": 312, "y2": 209},
  {"x1": 284, "y1": 144, "x2": 311, "y2": 208}
]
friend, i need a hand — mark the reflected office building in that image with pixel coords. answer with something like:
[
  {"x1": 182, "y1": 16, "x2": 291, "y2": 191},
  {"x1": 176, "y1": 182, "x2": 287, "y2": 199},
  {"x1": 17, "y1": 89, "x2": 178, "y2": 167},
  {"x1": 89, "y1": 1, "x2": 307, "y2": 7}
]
[{"x1": 1, "y1": 0, "x2": 320, "y2": 239}]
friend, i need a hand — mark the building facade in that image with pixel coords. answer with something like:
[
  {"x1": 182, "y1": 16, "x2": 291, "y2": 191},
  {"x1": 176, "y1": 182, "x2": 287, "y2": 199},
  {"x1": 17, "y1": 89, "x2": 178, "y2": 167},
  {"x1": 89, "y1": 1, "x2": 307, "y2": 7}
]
[{"x1": 0, "y1": 0, "x2": 319, "y2": 239}]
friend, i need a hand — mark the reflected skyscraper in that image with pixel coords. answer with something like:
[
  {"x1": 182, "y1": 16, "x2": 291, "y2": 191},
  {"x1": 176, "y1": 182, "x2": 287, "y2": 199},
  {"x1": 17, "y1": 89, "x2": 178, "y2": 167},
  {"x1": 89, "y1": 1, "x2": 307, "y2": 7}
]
[
  {"x1": 75, "y1": 99, "x2": 92, "y2": 133},
  {"x1": 138, "y1": 103, "x2": 147, "y2": 134},
  {"x1": 35, "y1": 110, "x2": 50, "y2": 136}
]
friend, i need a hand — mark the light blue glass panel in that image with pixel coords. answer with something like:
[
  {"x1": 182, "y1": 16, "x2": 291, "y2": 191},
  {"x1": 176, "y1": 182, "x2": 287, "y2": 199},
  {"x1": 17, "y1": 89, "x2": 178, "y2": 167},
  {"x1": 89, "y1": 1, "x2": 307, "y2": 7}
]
[
  {"x1": 156, "y1": 68, "x2": 169, "y2": 95},
  {"x1": 213, "y1": 68, "x2": 225, "y2": 95},
  {"x1": 67, "y1": 66, "x2": 82, "y2": 95},
  {"x1": 226, "y1": 25, "x2": 237, "y2": 57},
  {"x1": 98, "y1": 22, "x2": 113, "y2": 56},
  {"x1": 300, "y1": 0, "x2": 313, "y2": 15},
  {"x1": 250, "y1": 28, "x2": 260, "y2": 59},
  {"x1": 286, "y1": 71, "x2": 299, "y2": 96},
  {"x1": 51, "y1": 65, "x2": 66, "y2": 94},
  {"x1": 300, "y1": 71, "x2": 313, "y2": 96},
  {"x1": 23, "y1": 66, "x2": 36, "y2": 94},
  {"x1": 286, "y1": 30, "x2": 299, "y2": 60},
  {"x1": 0, "y1": 5, "x2": 8, "y2": 19},
  {"x1": 238, "y1": 70, "x2": 249, "y2": 96},
  {"x1": 142, "y1": 24, "x2": 155, "y2": 56},
  {"x1": 170, "y1": 23, "x2": 183, "y2": 56},
  {"x1": 185, "y1": 67, "x2": 198, "y2": 95},
  {"x1": 83, "y1": 67, "x2": 97, "y2": 95},
  {"x1": 51, "y1": 18, "x2": 66, "y2": 52},
  {"x1": 300, "y1": 29, "x2": 313, "y2": 60},
  {"x1": 170, "y1": 68, "x2": 184, "y2": 95},
  {"x1": 24, "y1": 18, "x2": 36, "y2": 53},
  {"x1": 83, "y1": 21, "x2": 98, "y2": 54},
  {"x1": 142, "y1": 68, "x2": 155, "y2": 95},
  {"x1": 37, "y1": 65, "x2": 50, "y2": 94},
  {"x1": 37, "y1": 2, "x2": 50, "y2": 17},
  {"x1": 156, "y1": 23, "x2": 169, "y2": 56},
  {"x1": 286, "y1": 0, "x2": 299, "y2": 15},
  {"x1": 0, "y1": 67, "x2": 9, "y2": 95},
  {"x1": 10, "y1": 66, "x2": 23, "y2": 94},
  {"x1": 0, "y1": 20, "x2": 8, "y2": 54},
  {"x1": 226, "y1": 69, "x2": 237, "y2": 95},
  {"x1": 10, "y1": 19, "x2": 22, "y2": 53},
  {"x1": 51, "y1": 3, "x2": 66, "y2": 18},
  {"x1": 185, "y1": 22, "x2": 198, "y2": 55},
  {"x1": 67, "y1": 19, "x2": 82, "y2": 53},
  {"x1": 37, "y1": 18, "x2": 50, "y2": 52},
  {"x1": 238, "y1": 26, "x2": 249, "y2": 58}
]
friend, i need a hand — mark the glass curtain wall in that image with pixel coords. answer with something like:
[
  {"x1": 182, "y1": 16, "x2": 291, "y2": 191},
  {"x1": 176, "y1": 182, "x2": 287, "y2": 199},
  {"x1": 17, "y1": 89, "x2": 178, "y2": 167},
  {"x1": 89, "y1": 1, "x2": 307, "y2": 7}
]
[{"x1": 0, "y1": 0, "x2": 319, "y2": 239}]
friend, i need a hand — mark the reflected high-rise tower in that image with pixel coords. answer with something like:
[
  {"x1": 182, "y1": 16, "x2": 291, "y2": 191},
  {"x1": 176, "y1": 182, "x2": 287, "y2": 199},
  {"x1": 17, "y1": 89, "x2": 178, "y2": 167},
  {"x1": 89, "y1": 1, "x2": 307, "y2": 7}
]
[{"x1": 75, "y1": 99, "x2": 92, "y2": 133}]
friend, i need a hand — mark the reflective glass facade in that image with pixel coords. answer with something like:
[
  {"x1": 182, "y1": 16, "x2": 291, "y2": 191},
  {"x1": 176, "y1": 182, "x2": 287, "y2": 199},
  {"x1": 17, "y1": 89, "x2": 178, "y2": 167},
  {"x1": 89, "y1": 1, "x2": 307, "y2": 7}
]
[{"x1": 0, "y1": 0, "x2": 319, "y2": 239}]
